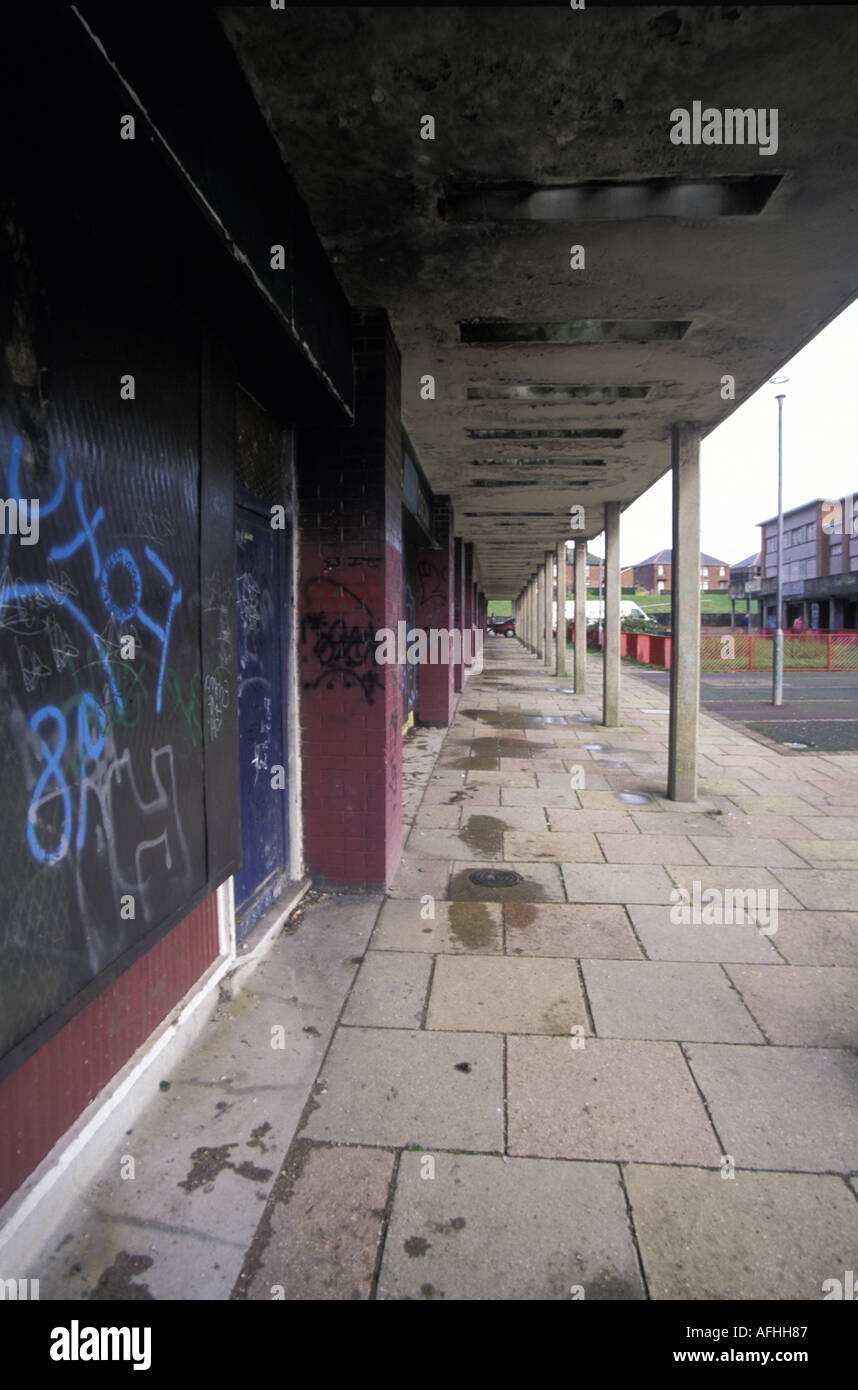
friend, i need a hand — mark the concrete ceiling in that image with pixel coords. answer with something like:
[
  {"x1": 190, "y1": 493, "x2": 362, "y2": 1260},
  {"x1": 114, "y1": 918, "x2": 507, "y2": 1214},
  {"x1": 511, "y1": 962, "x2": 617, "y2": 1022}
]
[{"x1": 221, "y1": 5, "x2": 858, "y2": 596}]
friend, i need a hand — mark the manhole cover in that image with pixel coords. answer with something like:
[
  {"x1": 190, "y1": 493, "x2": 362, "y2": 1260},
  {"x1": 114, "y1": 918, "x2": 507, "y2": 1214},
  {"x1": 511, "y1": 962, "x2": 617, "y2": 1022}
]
[
  {"x1": 617, "y1": 791, "x2": 651, "y2": 804},
  {"x1": 468, "y1": 869, "x2": 523, "y2": 888}
]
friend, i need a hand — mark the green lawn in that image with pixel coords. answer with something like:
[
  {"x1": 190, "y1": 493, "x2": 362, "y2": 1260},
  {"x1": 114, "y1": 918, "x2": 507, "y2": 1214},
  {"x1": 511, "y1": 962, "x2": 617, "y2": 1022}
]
[{"x1": 634, "y1": 592, "x2": 733, "y2": 615}]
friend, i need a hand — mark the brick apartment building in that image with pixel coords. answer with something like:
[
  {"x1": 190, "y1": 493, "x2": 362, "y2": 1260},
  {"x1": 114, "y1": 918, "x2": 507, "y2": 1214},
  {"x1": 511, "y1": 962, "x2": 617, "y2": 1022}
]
[
  {"x1": 565, "y1": 547, "x2": 603, "y2": 590},
  {"x1": 630, "y1": 549, "x2": 730, "y2": 595}
]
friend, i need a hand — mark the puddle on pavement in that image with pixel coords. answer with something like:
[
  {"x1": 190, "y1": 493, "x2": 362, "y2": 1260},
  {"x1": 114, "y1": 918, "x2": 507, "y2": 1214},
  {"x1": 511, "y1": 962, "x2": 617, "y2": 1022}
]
[
  {"x1": 582, "y1": 743, "x2": 605, "y2": 751},
  {"x1": 459, "y1": 814, "x2": 509, "y2": 856},
  {"x1": 616, "y1": 791, "x2": 652, "y2": 804},
  {"x1": 503, "y1": 901, "x2": 539, "y2": 952},
  {"x1": 448, "y1": 868, "x2": 549, "y2": 903},
  {"x1": 520, "y1": 715, "x2": 568, "y2": 727},
  {"x1": 449, "y1": 755, "x2": 500, "y2": 771},
  {"x1": 468, "y1": 736, "x2": 533, "y2": 759},
  {"x1": 448, "y1": 901, "x2": 498, "y2": 950}
]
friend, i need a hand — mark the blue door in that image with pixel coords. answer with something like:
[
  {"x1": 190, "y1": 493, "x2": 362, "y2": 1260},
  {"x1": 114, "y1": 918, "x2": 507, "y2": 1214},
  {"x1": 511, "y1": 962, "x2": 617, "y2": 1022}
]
[{"x1": 234, "y1": 491, "x2": 288, "y2": 938}]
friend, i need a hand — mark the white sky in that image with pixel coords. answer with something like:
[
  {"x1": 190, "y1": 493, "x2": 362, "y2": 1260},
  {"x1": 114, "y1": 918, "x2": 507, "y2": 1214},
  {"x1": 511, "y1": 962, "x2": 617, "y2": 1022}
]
[{"x1": 590, "y1": 297, "x2": 858, "y2": 568}]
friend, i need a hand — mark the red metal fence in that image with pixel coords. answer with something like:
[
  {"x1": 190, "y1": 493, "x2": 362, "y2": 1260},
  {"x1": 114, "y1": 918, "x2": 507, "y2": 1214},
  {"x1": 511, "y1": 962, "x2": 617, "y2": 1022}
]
[{"x1": 700, "y1": 631, "x2": 858, "y2": 672}]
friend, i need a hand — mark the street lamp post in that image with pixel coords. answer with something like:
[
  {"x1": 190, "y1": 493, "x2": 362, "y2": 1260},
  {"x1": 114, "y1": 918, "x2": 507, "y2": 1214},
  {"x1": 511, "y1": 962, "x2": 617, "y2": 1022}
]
[{"x1": 771, "y1": 377, "x2": 788, "y2": 706}]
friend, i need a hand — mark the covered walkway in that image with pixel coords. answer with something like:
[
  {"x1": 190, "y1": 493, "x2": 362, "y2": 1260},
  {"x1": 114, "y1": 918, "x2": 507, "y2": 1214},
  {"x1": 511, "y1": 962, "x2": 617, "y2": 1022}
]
[{"x1": 21, "y1": 640, "x2": 858, "y2": 1301}]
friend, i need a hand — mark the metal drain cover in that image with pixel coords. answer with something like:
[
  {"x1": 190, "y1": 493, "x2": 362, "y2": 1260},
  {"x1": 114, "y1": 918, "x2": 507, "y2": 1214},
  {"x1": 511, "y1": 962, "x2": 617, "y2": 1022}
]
[{"x1": 468, "y1": 869, "x2": 523, "y2": 888}]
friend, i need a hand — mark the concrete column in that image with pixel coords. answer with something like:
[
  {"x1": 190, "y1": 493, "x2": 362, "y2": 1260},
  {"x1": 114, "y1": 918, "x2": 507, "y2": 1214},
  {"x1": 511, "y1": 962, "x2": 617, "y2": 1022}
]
[
  {"x1": 416, "y1": 494, "x2": 455, "y2": 725},
  {"x1": 536, "y1": 564, "x2": 545, "y2": 660},
  {"x1": 556, "y1": 540, "x2": 567, "y2": 677},
  {"x1": 574, "y1": 540, "x2": 587, "y2": 693},
  {"x1": 668, "y1": 424, "x2": 701, "y2": 802},
  {"x1": 602, "y1": 503, "x2": 621, "y2": 727},
  {"x1": 453, "y1": 537, "x2": 465, "y2": 692},
  {"x1": 297, "y1": 310, "x2": 403, "y2": 888},
  {"x1": 543, "y1": 549, "x2": 554, "y2": 668}
]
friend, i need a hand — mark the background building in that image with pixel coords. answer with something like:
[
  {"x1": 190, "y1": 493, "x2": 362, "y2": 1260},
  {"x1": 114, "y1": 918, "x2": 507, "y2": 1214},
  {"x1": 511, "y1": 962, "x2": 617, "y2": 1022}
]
[
  {"x1": 629, "y1": 550, "x2": 730, "y2": 594},
  {"x1": 757, "y1": 495, "x2": 858, "y2": 628}
]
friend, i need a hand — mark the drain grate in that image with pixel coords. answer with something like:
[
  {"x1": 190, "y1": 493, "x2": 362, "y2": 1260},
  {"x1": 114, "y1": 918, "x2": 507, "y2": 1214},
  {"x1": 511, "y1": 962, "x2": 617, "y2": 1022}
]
[{"x1": 468, "y1": 869, "x2": 523, "y2": 888}]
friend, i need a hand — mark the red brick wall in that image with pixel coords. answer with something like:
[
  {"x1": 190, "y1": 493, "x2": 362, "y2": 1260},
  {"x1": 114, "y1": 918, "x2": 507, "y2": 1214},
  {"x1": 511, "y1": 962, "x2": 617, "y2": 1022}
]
[
  {"x1": 0, "y1": 893, "x2": 220, "y2": 1207},
  {"x1": 298, "y1": 311, "x2": 404, "y2": 888}
]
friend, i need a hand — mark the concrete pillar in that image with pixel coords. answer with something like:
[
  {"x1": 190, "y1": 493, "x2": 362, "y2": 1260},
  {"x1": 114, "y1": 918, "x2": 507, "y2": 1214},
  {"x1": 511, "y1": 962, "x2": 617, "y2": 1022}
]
[
  {"x1": 556, "y1": 540, "x2": 567, "y2": 677},
  {"x1": 536, "y1": 564, "x2": 545, "y2": 660},
  {"x1": 543, "y1": 549, "x2": 554, "y2": 668},
  {"x1": 574, "y1": 540, "x2": 587, "y2": 693},
  {"x1": 464, "y1": 544, "x2": 474, "y2": 679},
  {"x1": 668, "y1": 424, "x2": 701, "y2": 802},
  {"x1": 416, "y1": 494, "x2": 455, "y2": 725},
  {"x1": 297, "y1": 310, "x2": 403, "y2": 888},
  {"x1": 453, "y1": 537, "x2": 465, "y2": 692},
  {"x1": 602, "y1": 503, "x2": 621, "y2": 727},
  {"x1": 730, "y1": 598, "x2": 735, "y2": 630}
]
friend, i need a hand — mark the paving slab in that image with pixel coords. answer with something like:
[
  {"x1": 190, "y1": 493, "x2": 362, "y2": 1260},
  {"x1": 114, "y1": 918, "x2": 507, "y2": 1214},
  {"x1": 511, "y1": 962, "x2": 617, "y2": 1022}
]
[
  {"x1": 546, "y1": 809, "x2": 639, "y2": 834},
  {"x1": 426, "y1": 955, "x2": 587, "y2": 1035},
  {"x1": 597, "y1": 834, "x2": 705, "y2": 865},
  {"x1": 561, "y1": 863, "x2": 675, "y2": 904},
  {"x1": 371, "y1": 899, "x2": 503, "y2": 954},
  {"x1": 770, "y1": 910, "x2": 858, "y2": 966},
  {"x1": 582, "y1": 960, "x2": 764, "y2": 1042},
  {"x1": 666, "y1": 865, "x2": 802, "y2": 910},
  {"x1": 448, "y1": 860, "x2": 566, "y2": 902},
  {"x1": 464, "y1": 806, "x2": 548, "y2": 832},
  {"x1": 718, "y1": 814, "x2": 821, "y2": 839},
  {"x1": 342, "y1": 951, "x2": 433, "y2": 1029},
  {"x1": 503, "y1": 830, "x2": 604, "y2": 862},
  {"x1": 500, "y1": 786, "x2": 581, "y2": 807},
  {"x1": 684, "y1": 1044, "x2": 858, "y2": 1171},
  {"x1": 688, "y1": 836, "x2": 809, "y2": 868},
  {"x1": 783, "y1": 838, "x2": 858, "y2": 866},
  {"x1": 631, "y1": 812, "x2": 729, "y2": 837},
  {"x1": 507, "y1": 1037, "x2": 721, "y2": 1165},
  {"x1": 377, "y1": 1151, "x2": 645, "y2": 1301},
  {"x1": 238, "y1": 1141, "x2": 395, "y2": 1301},
  {"x1": 423, "y1": 784, "x2": 500, "y2": 806},
  {"x1": 303, "y1": 1028, "x2": 504, "y2": 1152},
  {"x1": 725, "y1": 965, "x2": 858, "y2": 1047},
  {"x1": 624, "y1": 1165, "x2": 858, "y2": 1301},
  {"x1": 794, "y1": 815, "x2": 858, "y2": 839},
  {"x1": 404, "y1": 827, "x2": 498, "y2": 860},
  {"x1": 413, "y1": 804, "x2": 462, "y2": 829},
  {"x1": 769, "y1": 869, "x2": 858, "y2": 911},
  {"x1": 726, "y1": 795, "x2": 824, "y2": 817},
  {"x1": 504, "y1": 902, "x2": 643, "y2": 958},
  {"x1": 387, "y1": 857, "x2": 452, "y2": 900},
  {"x1": 625, "y1": 905, "x2": 782, "y2": 963}
]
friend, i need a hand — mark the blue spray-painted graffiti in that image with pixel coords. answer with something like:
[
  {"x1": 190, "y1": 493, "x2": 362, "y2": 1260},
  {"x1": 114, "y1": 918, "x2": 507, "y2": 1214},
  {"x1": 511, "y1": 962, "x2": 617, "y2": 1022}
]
[{"x1": 1, "y1": 434, "x2": 185, "y2": 868}]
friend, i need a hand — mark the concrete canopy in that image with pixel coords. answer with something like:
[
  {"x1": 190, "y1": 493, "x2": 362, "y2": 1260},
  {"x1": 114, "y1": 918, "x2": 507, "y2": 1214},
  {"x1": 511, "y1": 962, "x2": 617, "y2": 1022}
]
[{"x1": 221, "y1": 5, "x2": 858, "y2": 597}]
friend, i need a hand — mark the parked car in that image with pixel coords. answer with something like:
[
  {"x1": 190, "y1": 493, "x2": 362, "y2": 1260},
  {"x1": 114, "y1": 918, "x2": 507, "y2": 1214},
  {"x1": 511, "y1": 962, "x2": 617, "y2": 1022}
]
[{"x1": 488, "y1": 617, "x2": 516, "y2": 637}]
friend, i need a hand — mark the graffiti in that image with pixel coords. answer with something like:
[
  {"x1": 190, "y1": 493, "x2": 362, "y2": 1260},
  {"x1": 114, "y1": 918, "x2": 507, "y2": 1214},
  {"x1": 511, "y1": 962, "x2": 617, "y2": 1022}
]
[
  {"x1": 300, "y1": 576, "x2": 382, "y2": 704},
  {"x1": 204, "y1": 670, "x2": 230, "y2": 741},
  {"x1": 237, "y1": 570, "x2": 262, "y2": 634},
  {"x1": 0, "y1": 436, "x2": 192, "y2": 893}
]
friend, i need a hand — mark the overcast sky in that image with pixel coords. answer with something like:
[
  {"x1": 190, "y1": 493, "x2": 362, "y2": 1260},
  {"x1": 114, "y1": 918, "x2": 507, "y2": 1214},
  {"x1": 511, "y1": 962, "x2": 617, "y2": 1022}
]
[{"x1": 595, "y1": 296, "x2": 858, "y2": 569}]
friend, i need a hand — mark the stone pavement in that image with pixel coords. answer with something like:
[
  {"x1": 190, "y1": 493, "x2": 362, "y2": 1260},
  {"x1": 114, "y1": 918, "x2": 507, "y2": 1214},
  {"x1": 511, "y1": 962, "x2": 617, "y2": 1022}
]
[{"x1": 25, "y1": 641, "x2": 858, "y2": 1300}]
